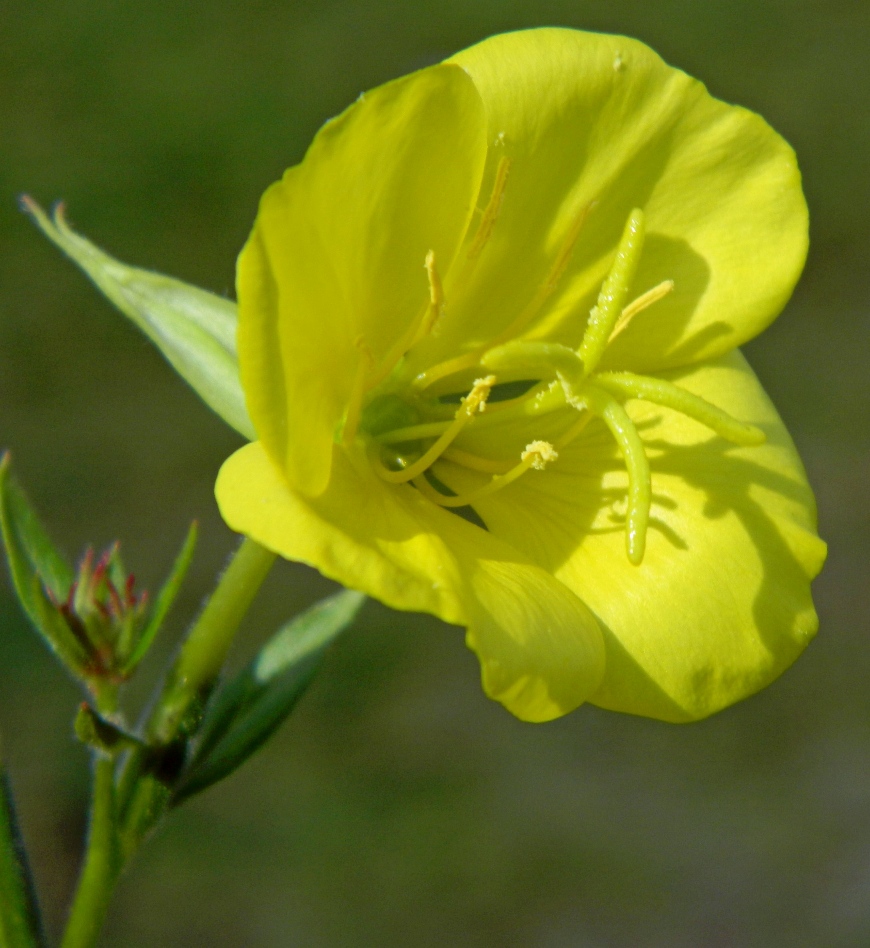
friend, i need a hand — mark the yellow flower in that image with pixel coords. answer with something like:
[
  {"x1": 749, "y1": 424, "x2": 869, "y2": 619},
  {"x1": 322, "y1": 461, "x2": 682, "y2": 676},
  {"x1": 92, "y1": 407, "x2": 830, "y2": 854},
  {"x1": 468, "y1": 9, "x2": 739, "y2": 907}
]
[{"x1": 216, "y1": 28, "x2": 826, "y2": 723}]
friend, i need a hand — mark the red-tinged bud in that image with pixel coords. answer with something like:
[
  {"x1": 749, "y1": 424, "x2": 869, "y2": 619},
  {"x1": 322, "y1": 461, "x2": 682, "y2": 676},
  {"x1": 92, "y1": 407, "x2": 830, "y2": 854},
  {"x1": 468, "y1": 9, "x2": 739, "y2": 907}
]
[{"x1": 43, "y1": 543, "x2": 150, "y2": 682}]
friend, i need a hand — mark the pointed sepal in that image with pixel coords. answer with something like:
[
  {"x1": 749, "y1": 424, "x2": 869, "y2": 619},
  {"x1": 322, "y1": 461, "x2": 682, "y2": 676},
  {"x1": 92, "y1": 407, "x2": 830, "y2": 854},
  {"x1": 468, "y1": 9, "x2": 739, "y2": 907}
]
[{"x1": 21, "y1": 197, "x2": 254, "y2": 439}]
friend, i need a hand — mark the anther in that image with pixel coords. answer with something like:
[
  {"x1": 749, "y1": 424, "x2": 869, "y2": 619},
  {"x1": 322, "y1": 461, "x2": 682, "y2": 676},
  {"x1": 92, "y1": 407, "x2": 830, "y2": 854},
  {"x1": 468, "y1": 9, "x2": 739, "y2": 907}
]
[
  {"x1": 521, "y1": 441, "x2": 559, "y2": 470},
  {"x1": 461, "y1": 375, "x2": 496, "y2": 414},
  {"x1": 413, "y1": 200, "x2": 593, "y2": 393},
  {"x1": 415, "y1": 438, "x2": 558, "y2": 508},
  {"x1": 420, "y1": 250, "x2": 444, "y2": 338},
  {"x1": 608, "y1": 279, "x2": 674, "y2": 344},
  {"x1": 368, "y1": 250, "x2": 446, "y2": 391}
]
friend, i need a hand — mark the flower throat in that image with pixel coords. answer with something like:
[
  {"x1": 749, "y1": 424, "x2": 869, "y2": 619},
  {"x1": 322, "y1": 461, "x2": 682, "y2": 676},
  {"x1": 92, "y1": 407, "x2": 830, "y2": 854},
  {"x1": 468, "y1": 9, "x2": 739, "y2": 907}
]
[{"x1": 343, "y1": 158, "x2": 765, "y2": 566}]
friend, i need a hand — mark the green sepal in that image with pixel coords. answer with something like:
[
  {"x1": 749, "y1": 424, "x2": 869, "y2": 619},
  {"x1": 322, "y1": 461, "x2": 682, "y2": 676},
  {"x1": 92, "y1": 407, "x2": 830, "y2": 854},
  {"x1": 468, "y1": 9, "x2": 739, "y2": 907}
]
[
  {"x1": 0, "y1": 454, "x2": 91, "y2": 677},
  {"x1": 21, "y1": 198, "x2": 254, "y2": 440},
  {"x1": 122, "y1": 522, "x2": 198, "y2": 675},
  {"x1": 74, "y1": 705, "x2": 146, "y2": 758},
  {"x1": 173, "y1": 589, "x2": 365, "y2": 803},
  {"x1": 0, "y1": 739, "x2": 46, "y2": 948}
]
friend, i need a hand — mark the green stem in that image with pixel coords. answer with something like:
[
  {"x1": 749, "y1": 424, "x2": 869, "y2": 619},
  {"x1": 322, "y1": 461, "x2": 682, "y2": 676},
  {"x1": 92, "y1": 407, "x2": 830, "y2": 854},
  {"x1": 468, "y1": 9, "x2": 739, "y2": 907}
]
[
  {"x1": 60, "y1": 758, "x2": 119, "y2": 948},
  {"x1": 60, "y1": 537, "x2": 276, "y2": 948},
  {"x1": 150, "y1": 537, "x2": 277, "y2": 744},
  {"x1": 0, "y1": 739, "x2": 45, "y2": 948},
  {"x1": 116, "y1": 538, "x2": 275, "y2": 846}
]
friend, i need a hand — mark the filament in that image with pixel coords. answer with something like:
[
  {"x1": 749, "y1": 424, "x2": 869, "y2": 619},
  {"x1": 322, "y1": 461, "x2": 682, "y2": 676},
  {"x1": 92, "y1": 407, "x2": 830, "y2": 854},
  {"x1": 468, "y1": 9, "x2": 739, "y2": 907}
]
[
  {"x1": 367, "y1": 250, "x2": 445, "y2": 392},
  {"x1": 341, "y1": 339, "x2": 375, "y2": 446},
  {"x1": 440, "y1": 447, "x2": 515, "y2": 474},
  {"x1": 417, "y1": 441, "x2": 558, "y2": 507},
  {"x1": 414, "y1": 201, "x2": 593, "y2": 392},
  {"x1": 372, "y1": 376, "x2": 495, "y2": 484},
  {"x1": 462, "y1": 156, "x2": 512, "y2": 269}
]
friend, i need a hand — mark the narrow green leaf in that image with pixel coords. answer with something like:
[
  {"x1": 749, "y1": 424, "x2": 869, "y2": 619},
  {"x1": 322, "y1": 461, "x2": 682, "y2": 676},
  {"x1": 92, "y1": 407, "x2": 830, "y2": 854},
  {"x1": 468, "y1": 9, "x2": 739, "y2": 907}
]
[
  {"x1": 0, "y1": 454, "x2": 73, "y2": 601},
  {"x1": 173, "y1": 590, "x2": 365, "y2": 802},
  {"x1": 122, "y1": 522, "x2": 198, "y2": 674},
  {"x1": 0, "y1": 737, "x2": 46, "y2": 948},
  {"x1": 22, "y1": 198, "x2": 254, "y2": 440},
  {"x1": 0, "y1": 456, "x2": 90, "y2": 676}
]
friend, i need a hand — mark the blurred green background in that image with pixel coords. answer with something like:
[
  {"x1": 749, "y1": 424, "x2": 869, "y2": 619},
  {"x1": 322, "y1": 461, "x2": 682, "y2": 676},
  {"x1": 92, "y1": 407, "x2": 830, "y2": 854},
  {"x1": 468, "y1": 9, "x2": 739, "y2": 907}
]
[{"x1": 1, "y1": 1, "x2": 868, "y2": 945}]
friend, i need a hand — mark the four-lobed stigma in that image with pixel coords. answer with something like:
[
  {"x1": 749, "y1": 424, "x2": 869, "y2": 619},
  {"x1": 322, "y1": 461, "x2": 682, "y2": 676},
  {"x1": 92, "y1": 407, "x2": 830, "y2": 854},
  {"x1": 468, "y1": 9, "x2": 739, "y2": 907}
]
[{"x1": 343, "y1": 167, "x2": 766, "y2": 566}]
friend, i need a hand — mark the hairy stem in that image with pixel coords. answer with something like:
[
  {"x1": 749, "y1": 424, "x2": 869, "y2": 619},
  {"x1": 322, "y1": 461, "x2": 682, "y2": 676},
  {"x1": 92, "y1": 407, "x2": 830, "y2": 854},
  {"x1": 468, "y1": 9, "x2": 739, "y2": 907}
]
[{"x1": 60, "y1": 758, "x2": 119, "y2": 948}]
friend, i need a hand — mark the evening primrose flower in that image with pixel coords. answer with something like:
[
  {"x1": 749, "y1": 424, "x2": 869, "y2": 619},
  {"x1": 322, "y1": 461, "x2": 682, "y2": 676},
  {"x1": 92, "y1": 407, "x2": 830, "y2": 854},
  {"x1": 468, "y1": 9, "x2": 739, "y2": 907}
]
[{"x1": 215, "y1": 28, "x2": 826, "y2": 723}]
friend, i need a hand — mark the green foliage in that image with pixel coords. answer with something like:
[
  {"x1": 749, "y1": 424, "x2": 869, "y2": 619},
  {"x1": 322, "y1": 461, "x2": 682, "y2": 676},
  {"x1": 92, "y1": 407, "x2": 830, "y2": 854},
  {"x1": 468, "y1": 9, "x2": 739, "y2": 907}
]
[
  {"x1": 121, "y1": 522, "x2": 198, "y2": 675},
  {"x1": 0, "y1": 453, "x2": 200, "y2": 686},
  {"x1": 0, "y1": 743, "x2": 45, "y2": 948},
  {"x1": 0, "y1": 453, "x2": 90, "y2": 679},
  {"x1": 174, "y1": 590, "x2": 365, "y2": 802}
]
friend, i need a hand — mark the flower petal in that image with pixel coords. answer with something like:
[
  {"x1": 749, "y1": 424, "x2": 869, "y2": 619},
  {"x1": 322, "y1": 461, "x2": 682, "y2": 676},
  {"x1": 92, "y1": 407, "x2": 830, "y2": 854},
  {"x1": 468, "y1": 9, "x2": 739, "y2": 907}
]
[
  {"x1": 454, "y1": 349, "x2": 826, "y2": 721},
  {"x1": 237, "y1": 63, "x2": 488, "y2": 495},
  {"x1": 215, "y1": 443, "x2": 604, "y2": 722},
  {"x1": 411, "y1": 29, "x2": 806, "y2": 376}
]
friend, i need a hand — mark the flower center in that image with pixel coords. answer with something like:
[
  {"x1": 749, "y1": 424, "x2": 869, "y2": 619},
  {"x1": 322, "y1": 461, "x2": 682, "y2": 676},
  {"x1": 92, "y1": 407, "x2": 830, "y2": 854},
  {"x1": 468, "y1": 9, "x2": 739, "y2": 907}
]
[{"x1": 345, "y1": 171, "x2": 764, "y2": 566}]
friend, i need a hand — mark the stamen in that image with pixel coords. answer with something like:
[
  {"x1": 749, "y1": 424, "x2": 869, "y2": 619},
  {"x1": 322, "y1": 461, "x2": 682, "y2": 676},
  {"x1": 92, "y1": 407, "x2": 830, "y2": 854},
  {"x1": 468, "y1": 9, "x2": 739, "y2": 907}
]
[
  {"x1": 594, "y1": 372, "x2": 766, "y2": 445},
  {"x1": 522, "y1": 440, "x2": 559, "y2": 470},
  {"x1": 577, "y1": 208, "x2": 645, "y2": 376},
  {"x1": 416, "y1": 440, "x2": 558, "y2": 508},
  {"x1": 378, "y1": 419, "x2": 453, "y2": 445},
  {"x1": 411, "y1": 348, "x2": 481, "y2": 392},
  {"x1": 441, "y1": 447, "x2": 515, "y2": 474},
  {"x1": 486, "y1": 200, "x2": 594, "y2": 350},
  {"x1": 410, "y1": 250, "x2": 445, "y2": 346},
  {"x1": 413, "y1": 201, "x2": 593, "y2": 392},
  {"x1": 608, "y1": 279, "x2": 674, "y2": 344},
  {"x1": 420, "y1": 158, "x2": 512, "y2": 366},
  {"x1": 580, "y1": 383, "x2": 651, "y2": 565},
  {"x1": 555, "y1": 411, "x2": 592, "y2": 449},
  {"x1": 372, "y1": 376, "x2": 496, "y2": 484},
  {"x1": 365, "y1": 250, "x2": 444, "y2": 392},
  {"x1": 463, "y1": 156, "x2": 512, "y2": 268},
  {"x1": 341, "y1": 338, "x2": 375, "y2": 446}
]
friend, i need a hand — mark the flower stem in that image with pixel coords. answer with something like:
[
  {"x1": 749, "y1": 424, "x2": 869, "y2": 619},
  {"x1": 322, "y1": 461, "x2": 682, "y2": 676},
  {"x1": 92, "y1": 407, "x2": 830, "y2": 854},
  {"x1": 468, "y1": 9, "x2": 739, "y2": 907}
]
[
  {"x1": 150, "y1": 537, "x2": 277, "y2": 745},
  {"x1": 60, "y1": 758, "x2": 119, "y2": 948},
  {"x1": 116, "y1": 537, "x2": 276, "y2": 849},
  {"x1": 60, "y1": 537, "x2": 276, "y2": 948}
]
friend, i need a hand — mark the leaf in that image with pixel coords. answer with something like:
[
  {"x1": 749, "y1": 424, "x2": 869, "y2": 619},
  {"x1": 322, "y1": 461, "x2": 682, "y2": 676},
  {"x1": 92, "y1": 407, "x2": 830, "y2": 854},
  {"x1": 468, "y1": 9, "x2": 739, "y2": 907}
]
[
  {"x1": 0, "y1": 738, "x2": 46, "y2": 948},
  {"x1": 173, "y1": 589, "x2": 365, "y2": 802},
  {"x1": 122, "y1": 522, "x2": 198, "y2": 674},
  {"x1": 21, "y1": 197, "x2": 255, "y2": 440},
  {"x1": 0, "y1": 455, "x2": 73, "y2": 602},
  {"x1": 0, "y1": 455, "x2": 90, "y2": 676}
]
